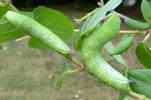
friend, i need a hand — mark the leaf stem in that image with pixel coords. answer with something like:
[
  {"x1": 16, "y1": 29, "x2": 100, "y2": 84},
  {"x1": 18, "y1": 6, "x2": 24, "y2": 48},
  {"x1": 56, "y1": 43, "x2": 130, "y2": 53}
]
[
  {"x1": 9, "y1": 3, "x2": 18, "y2": 12},
  {"x1": 74, "y1": 8, "x2": 98, "y2": 24},
  {"x1": 97, "y1": 0, "x2": 104, "y2": 7},
  {"x1": 119, "y1": 30, "x2": 144, "y2": 34},
  {"x1": 144, "y1": 32, "x2": 151, "y2": 42},
  {"x1": 128, "y1": 91, "x2": 150, "y2": 100},
  {"x1": 69, "y1": 56, "x2": 84, "y2": 72},
  {"x1": 1, "y1": 0, "x2": 18, "y2": 11},
  {"x1": 100, "y1": 0, "x2": 104, "y2": 5},
  {"x1": 74, "y1": 29, "x2": 145, "y2": 34},
  {"x1": 15, "y1": 36, "x2": 29, "y2": 42},
  {"x1": 114, "y1": 11, "x2": 128, "y2": 20}
]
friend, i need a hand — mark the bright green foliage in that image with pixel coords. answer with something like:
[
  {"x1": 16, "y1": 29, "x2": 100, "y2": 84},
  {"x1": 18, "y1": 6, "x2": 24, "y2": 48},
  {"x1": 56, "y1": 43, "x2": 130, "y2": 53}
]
[
  {"x1": 111, "y1": 34, "x2": 134, "y2": 55},
  {"x1": 0, "y1": 1, "x2": 5, "y2": 7},
  {"x1": 141, "y1": 0, "x2": 151, "y2": 26},
  {"x1": 0, "y1": 17, "x2": 25, "y2": 43},
  {"x1": 0, "y1": 11, "x2": 34, "y2": 43},
  {"x1": 56, "y1": 64, "x2": 81, "y2": 89},
  {"x1": 28, "y1": 37, "x2": 49, "y2": 50},
  {"x1": 19, "y1": 11, "x2": 33, "y2": 18},
  {"x1": 105, "y1": 42, "x2": 127, "y2": 66},
  {"x1": 128, "y1": 69, "x2": 151, "y2": 98},
  {"x1": 0, "y1": 20, "x2": 17, "y2": 33},
  {"x1": 0, "y1": 5, "x2": 10, "y2": 18},
  {"x1": 0, "y1": 30, "x2": 24, "y2": 42},
  {"x1": 56, "y1": 63, "x2": 71, "y2": 89},
  {"x1": 33, "y1": 6, "x2": 74, "y2": 43},
  {"x1": 119, "y1": 92, "x2": 129, "y2": 100},
  {"x1": 29, "y1": 6, "x2": 74, "y2": 49},
  {"x1": 0, "y1": 11, "x2": 34, "y2": 33},
  {"x1": 75, "y1": 0, "x2": 123, "y2": 50},
  {"x1": 124, "y1": 18, "x2": 150, "y2": 30},
  {"x1": 136, "y1": 42, "x2": 151, "y2": 68}
]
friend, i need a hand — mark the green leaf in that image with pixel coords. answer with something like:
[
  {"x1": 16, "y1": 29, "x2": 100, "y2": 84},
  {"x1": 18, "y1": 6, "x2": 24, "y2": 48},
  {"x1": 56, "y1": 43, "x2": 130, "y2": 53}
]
[
  {"x1": 0, "y1": 12, "x2": 31, "y2": 44},
  {"x1": 136, "y1": 42, "x2": 151, "y2": 68},
  {"x1": 30, "y1": 6, "x2": 74, "y2": 50},
  {"x1": 56, "y1": 64, "x2": 81, "y2": 89},
  {"x1": 75, "y1": 0, "x2": 123, "y2": 50},
  {"x1": 80, "y1": 0, "x2": 122, "y2": 34},
  {"x1": 119, "y1": 92, "x2": 129, "y2": 100},
  {"x1": 0, "y1": 29, "x2": 25, "y2": 42},
  {"x1": 0, "y1": 5, "x2": 10, "y2": 18},
  {"x1": 124, "y1": 18, "x2": 150, "y2": 30},
  {"x1": 0, "y1": 3, "x2": 5, "y2": 7},
  {"x1": 0, "y1": 17, "x2": 7, "y2": 24},
  {"x1": 28, "y1": 37, "x2": 50, "y2": 49},
  {"x1": 128, "y1": 69, "x2": 151, "y2": 98},
  {"x1": 141, "y1": 0, "x2": 151, "y2": 26},
  {"x1": 56, "y1": 63, "x2": 71, "y2": 89},
  {"x1": 0, "y1": 11, "x2": 33, "y2": 33},
  {"x1": 0, "y1": 16, "x2": 25, "y2": 43},
  {"x1": 0, "y1": 20, "x2": 17, "y2": 33},
  {"x1": 58, "y1": 63, "x2": 71, "y2": 74},
  {"x1": 105, "y1": 42, "x2": 128, "y2": 66},
  {"x1": 33, "y1": 6, "x2": 74, "y2": 43},
  {"x1": 111, "y1": 34, "x2": 134, "y2": 55},
  {"x1": 19, "y1": 11, "x2": 33, "y2": 18}
]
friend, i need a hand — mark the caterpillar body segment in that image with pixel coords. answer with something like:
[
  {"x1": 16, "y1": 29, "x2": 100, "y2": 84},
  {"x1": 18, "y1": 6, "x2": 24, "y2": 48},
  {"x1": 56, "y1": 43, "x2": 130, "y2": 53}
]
[
  {"x1": 5, "y1": 11, "x2": 71, "y2": 57},
  {"x1": 81, "y1": 14, "x2": 131, "y2": 92}
]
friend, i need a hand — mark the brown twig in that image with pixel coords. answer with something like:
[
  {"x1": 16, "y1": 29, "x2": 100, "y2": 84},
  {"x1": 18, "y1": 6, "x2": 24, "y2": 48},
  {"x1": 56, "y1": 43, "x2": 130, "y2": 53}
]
[
  {"x1": 70, "y1": 57, "x2": 85, "y2": 72},
  {"x1": 3, "y1": 0, "x2": 19, "y2": 11}
]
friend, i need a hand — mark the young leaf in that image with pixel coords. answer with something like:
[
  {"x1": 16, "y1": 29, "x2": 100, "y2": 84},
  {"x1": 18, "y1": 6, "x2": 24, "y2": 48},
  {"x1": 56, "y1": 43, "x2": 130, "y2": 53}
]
[
  {"x1": 56, "y1": 64, "x2": 81, "y2": 89},
  {"x1": 0, "y1": 30, "x2": 25, "y2": 42},
  {"x1": 30, "y1": 6, "x2": 74, "y2": 50},
  {"x1": 0, "y1": 5, "x2": 10, "y2": 18},
  {"x1": 124, "y1": 18, "x2": 150, "y2": 30},
  {"x1": 136, "y1": 42, "x2": 151, "y2": 68},
  {"x1": 105, "y1": 42, "x2": 128, "y2": 66},
  {"x1": 119, "y1": 92, "x2": 126, "y2": 100},
  {"x1": 33, "y1": 6, "x2": 74, "y2": 43},
  {"x1": 56, "y1": 63, "x2": 71, "y2": 89},
  {"x1": 0, "y1": 11, "x2": 33, "y2": 33},
  {"x1": 0, "y1": 17, "x2": 25, "y2": 43},
  {"x1": 75, "y1": 0, "x2": 123, "y2": 50},
  {"x1": 0, "y1": 1, "x2": 5, "y2": 7},
  {"x1": 111, "y1": 34, "x2": 134, "y2": 55},
  {"x1": 0, "y1": 20, "x2": 17, "y2": 33},
  {"x1": 128, "y1": 69, "x2": 151, "y2": 98},
  {"x1": 80, "y1": 0, "x2": 122, "y2": 34},
  {"x1": 28, "y1": 37, "x2": 50, "y2": 49},
  {"x1": 141, "y1": 0, "x2": 151, "y2": 26},
  {"x1": 119, "y1": 92, "x2": 129, "y2": 100},
  {"x1": 19, "y1": 11, "x2": 33, "y2": 18}
]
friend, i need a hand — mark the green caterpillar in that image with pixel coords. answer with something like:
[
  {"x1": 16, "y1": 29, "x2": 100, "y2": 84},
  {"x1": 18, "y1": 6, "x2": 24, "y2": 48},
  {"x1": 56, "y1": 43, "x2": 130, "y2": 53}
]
[
  {"x1": 81, "y1": 14, "x2": 131, "y2": 92},
  {"x1": 75, "y1": 0, "x2": 123, "y2": 50},
  {"x1": 5, "y1": 11, "x2": 72, "y2": 58}
]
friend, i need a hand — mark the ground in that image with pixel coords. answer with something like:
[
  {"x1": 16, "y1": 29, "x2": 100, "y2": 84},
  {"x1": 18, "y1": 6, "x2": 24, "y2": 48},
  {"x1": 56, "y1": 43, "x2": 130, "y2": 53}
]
[{"x1": 0, "y1": 6, "x2": 150, "y2": 100}]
